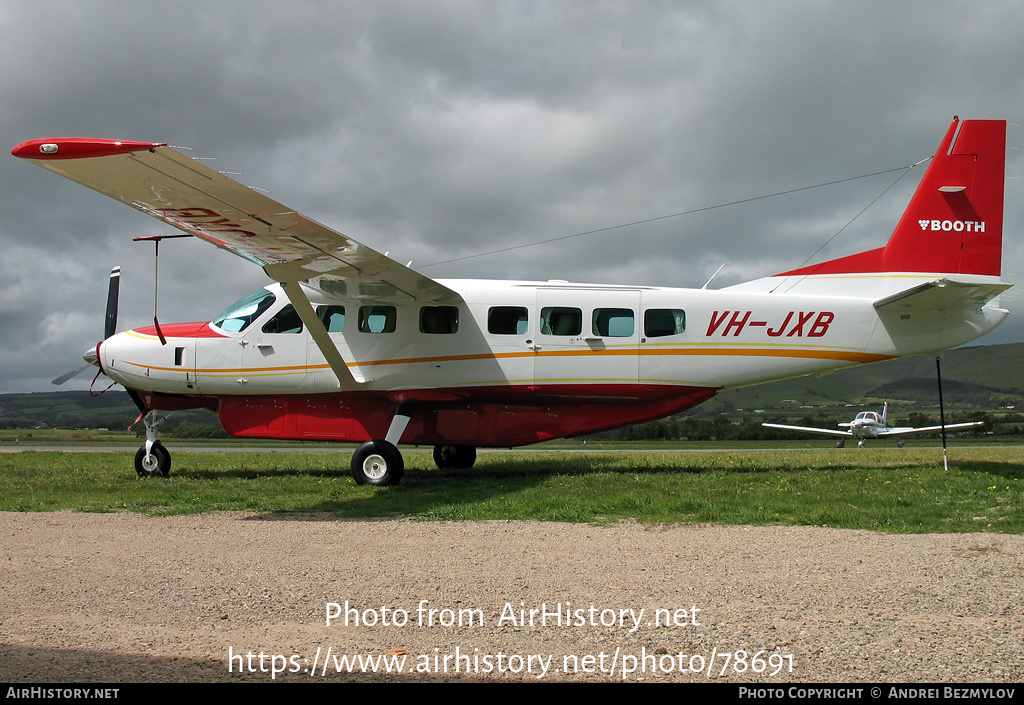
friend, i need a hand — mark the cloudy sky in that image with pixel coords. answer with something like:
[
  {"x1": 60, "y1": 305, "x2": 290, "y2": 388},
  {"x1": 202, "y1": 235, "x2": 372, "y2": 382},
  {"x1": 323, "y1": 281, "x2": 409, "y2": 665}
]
[{"x1": 2, "y1": 0, "x2": 1023, "y2": 393}]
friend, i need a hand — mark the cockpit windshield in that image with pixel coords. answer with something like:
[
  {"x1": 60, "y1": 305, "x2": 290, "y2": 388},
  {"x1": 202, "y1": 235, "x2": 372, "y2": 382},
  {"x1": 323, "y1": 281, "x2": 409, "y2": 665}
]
[{"x1": 212, "y1": 289, "x2": 276, "y2": 332}]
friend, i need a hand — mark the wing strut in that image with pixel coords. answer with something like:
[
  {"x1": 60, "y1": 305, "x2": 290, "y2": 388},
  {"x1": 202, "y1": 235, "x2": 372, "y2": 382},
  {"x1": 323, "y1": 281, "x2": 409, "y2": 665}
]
[{"x1": 278, "y1": 279, "x2": 365, "y2": 389}]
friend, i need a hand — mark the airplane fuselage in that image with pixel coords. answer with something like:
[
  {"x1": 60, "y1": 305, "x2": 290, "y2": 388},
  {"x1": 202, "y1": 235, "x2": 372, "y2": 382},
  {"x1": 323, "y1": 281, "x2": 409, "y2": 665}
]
[
  {"x1": 850, "y1": 423, "x2": 886, "y2": 440},
  {"x1": 96, "y1": 275, "x2": 1007, "y2": 447}
]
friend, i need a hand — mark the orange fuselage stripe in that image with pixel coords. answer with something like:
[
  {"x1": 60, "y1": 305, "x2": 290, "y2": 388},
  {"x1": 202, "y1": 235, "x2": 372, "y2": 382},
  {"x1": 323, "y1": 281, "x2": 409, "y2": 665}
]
[{"x1": 122, "y1": 345, "x2": 893, "y2": 375}]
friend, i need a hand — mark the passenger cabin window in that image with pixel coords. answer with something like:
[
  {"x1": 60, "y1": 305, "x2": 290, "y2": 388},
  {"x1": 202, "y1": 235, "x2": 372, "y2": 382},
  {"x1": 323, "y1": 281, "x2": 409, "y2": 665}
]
[
  {"x1": 212, "y1": 289, "x2": 276, "y2": 333},
  {"x1": 644, "y1": 309, "x2": 686, "y2": 338},
  {"x1": 419, "y1": 306, "x2": 459, "y2": 334},
  {"x1": 593, "y1": 308, "x2": 634, "y2": 337},
  {"x1": 487, "y1": 306, "x2": 528, "y2": 335},
  {"x1": 358, "y1": 305, "x2": 397, "y2": 334},
  {"x1": 262, "y1": 304, "x2": 303, "y2": 334},
  {"x1": 317, "y1": 306, "x2": 346, "y2": 332},
  {"x1": 540, "y1": 307, "x2": 581, "y2": 336}
]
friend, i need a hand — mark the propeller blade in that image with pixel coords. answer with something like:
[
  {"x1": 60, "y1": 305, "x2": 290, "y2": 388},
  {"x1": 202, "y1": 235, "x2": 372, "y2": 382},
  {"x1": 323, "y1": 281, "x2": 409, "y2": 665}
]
[
  {"x1": 104, "y1": 265, "x2": 120, "y2": 340},
  {"x1": 53, "y1": 266, "x2": 119, "y2": 385},
  {"x1": 52, "y1": 364, "x2": 90, "y2": 386}
]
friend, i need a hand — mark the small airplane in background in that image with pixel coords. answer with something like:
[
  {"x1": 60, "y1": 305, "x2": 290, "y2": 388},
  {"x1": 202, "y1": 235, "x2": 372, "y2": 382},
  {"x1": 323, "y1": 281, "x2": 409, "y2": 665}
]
[
  {"x1": 10, "y1": 117, "x2": 1011, "y2": 484},
  {"x1": 761, "y1": 401, "x2": 984, "y2": 447}
]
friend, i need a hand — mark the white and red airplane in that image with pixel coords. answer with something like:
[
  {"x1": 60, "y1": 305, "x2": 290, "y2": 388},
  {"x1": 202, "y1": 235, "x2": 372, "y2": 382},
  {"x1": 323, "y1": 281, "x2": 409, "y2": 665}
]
[
  {"x1": 762, "y1": 401, "x2": 985, "y2": 447},
  {"x1": 12, "y1": 117, "x2": 1011, "y2": 484}
]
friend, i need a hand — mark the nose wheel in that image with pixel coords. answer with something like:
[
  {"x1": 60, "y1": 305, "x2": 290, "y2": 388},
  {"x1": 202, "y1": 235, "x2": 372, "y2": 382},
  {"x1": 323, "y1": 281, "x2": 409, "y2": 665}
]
[
  {"x1": 135, "y1": 442, "x2": 172, "y2": 477},
  {"x1": 135, "y1": 410, "x2": 171, "y2": 477}
]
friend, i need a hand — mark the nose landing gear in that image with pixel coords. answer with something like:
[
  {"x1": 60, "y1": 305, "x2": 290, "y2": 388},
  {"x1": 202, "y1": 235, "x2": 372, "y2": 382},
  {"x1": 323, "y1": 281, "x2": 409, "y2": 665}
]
[
  {"x1": 135, "y1": 442, "x2": 171, "y2": 477},
  {"x1": 135, "y1": 410, "x2": 172, "y2": 477}
]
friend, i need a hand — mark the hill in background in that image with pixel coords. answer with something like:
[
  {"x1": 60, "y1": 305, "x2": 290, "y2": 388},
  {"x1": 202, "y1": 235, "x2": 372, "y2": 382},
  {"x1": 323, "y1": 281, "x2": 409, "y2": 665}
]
[
  {"x1": 707, "y1": 341, "x2": 1024, "y2": 413},
  {"x1": 0, "y1": 390, "x2": 216, "y2": 435}
]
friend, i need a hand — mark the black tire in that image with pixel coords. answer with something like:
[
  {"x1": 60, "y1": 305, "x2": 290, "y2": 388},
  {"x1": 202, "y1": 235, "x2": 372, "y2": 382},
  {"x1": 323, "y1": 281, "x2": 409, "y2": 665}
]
[
  {"x1": 352, "y1": 440, "x2": 404, "y2": 486},
  {"x1": 135, "y1": 442, "x2": 171, "y2": 477},
  {"x1": 432, "y1": 444, "x2": 477, "y2": 470}
]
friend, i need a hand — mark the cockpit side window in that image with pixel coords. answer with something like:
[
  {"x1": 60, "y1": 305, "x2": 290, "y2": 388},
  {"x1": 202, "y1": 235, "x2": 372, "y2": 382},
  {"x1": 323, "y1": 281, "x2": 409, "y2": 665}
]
[
  {"x1": 262, "y1": 304, "x2": 304, "y2": 334},
  {"x1": 212, "y1": 290, "x2": 276, "y2": 333}
]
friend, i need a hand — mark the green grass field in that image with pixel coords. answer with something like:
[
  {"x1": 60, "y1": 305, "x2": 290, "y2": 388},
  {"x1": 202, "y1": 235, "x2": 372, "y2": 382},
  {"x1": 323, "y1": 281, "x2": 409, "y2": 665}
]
[{"x1": 1, "y1": 446, "x2": 1021, "y2": 533}]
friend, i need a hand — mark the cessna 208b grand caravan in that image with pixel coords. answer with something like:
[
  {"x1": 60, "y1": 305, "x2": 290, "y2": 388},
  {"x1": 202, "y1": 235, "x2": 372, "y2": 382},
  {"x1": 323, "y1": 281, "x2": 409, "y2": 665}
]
[{"x1": 12, "y1": 117, "x2": 1012, "y2": 484}]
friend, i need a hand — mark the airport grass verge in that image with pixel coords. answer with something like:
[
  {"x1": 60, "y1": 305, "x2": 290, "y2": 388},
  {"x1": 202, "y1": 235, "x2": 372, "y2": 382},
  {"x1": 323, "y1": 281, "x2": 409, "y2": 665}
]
[{"x1": 0, "y1": 447, "x2": 1020, "y2": 533}]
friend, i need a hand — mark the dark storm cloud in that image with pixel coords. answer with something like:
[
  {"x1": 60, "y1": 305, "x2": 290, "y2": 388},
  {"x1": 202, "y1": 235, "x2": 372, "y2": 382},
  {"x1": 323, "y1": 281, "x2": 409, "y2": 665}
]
[{"x1": 1, "y1": 0, "x2": 1023, "y2": 391}]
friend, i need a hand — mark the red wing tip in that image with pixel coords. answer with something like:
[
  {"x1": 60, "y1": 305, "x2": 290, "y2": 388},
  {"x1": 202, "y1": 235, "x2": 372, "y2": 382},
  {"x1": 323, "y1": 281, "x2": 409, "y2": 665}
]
[{"x1": 11, "y1": 138, "x2": 167, "y2": 160}]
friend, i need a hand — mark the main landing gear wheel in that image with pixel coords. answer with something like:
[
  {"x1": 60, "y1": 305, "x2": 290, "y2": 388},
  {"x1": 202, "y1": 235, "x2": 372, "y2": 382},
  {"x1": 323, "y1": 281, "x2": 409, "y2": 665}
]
[
  {"x1": 352, "y1": 440, "x2": 404, "y2": 486},
  {"x1": 135, "y1": 442, "x2": 171, "y2": 477},
  {"x1": 432, "y1": 445, "x2": 477, "y2": 470}
]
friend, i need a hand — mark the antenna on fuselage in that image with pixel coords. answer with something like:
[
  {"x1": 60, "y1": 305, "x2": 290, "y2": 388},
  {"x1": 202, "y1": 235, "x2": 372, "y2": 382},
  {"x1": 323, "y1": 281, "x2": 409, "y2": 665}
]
[{"x1": 702, "y1": 263, "x2": 726, "y2": 289}]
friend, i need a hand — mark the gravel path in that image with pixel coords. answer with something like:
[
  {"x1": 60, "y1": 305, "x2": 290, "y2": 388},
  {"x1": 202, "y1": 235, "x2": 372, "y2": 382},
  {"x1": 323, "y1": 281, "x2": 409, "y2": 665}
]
[{"x1": 1, "y1": 511, "x2": 1021, "y2": 682}]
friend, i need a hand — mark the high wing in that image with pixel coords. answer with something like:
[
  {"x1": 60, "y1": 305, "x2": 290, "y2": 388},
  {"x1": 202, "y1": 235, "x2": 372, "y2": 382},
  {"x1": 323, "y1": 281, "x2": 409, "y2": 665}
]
[
  {"x1": 13, "y1": 137, "x2": 464, "y2": 388},
  {"x1": 875, "y1": 421, "x2": 985, "y2": 436},
  {"x1": 11, "y1": 138, "x2": 460, "y2": 305},
  {"x1": 760, "y1": 423, "x2": 852, "y2": 438}
]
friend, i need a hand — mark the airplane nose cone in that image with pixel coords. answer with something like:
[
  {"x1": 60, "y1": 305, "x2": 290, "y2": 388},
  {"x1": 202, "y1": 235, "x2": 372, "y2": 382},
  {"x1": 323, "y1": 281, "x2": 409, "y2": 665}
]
[{"x1": 83, "y1": 344, "x2": 99, "y2": 367}]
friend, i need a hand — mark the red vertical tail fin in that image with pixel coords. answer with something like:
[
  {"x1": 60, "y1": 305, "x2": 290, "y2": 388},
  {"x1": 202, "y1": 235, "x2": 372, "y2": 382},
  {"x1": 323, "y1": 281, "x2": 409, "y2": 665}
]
[{"x1": 780, "y1": 118, "x2": 1006, "y2": 277}]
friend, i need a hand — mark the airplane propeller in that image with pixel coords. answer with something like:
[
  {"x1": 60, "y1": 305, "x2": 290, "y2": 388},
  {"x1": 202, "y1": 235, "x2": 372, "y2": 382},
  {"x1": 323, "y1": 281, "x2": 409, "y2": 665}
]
[
  {"x1": 51, "y1": 265, "x2": 120, "y2": 385},
  {"x1": 104, "y1": 264, "x2": 120, "y2": 341}
]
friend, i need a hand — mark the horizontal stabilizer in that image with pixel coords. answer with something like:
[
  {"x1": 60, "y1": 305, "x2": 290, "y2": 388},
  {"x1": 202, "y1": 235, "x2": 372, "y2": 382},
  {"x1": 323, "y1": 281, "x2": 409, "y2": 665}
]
[{"x1": 873, "y1": 276, "x2": 1011, "y2": 312}]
